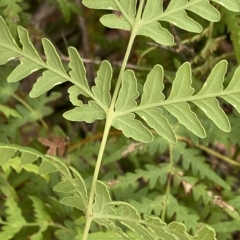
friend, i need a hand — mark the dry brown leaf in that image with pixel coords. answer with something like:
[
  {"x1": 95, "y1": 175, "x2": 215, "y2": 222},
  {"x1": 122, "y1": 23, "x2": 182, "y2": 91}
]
[{"x1": 38, "y1": 134, "x2": 69, "y2": 157}]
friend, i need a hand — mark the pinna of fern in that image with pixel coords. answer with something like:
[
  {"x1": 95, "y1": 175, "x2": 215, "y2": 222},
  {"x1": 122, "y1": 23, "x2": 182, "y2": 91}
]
[
  {"x1": 0, "y1": 143, "x2": 218, "y2": 239},
  {"x1": 0, "y1": 0, "x2": 239, "y2": 144},
  {"x1": 0, "y1": 15, "x2": 239, "y2": 145}
]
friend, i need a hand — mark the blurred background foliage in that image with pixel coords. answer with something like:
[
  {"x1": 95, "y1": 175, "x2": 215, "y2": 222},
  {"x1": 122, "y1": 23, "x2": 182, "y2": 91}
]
[{"x1": 0, "y1": 0, "x2": 240, "y2": 239}]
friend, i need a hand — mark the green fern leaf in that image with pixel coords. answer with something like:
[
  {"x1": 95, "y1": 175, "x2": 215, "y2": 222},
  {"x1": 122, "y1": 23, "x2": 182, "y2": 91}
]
[
  {"x1": 29, "y1": 232, "x2": 44, "y2": 240},
  {"x1": 29, "y1": 71, "x2": 65, "y2": 97},
  {"x1": 0, "y1": 144, "x2": 67, "y2": 177},
  {"x1": 38, "y1": 160, "x2": 58, "y2": 174},
  {"x1": 0, "y1": 194, "x2": 26, "y2": 239},
  {"x1": 193, "y1": 61, "x2": 230, "y2": 131},
  {"x1": 54, "y1": 180, "x2": 76, "y2": 193},
  {"x1": 4, "y1": 26, "x2": 68, "y2": 99},
  {"x1": 112, "y1": 60, "x2": 240, "y2": 142},
  {"x1": 136, "y1": 21, "x2": 173, "y2": 46},
  {"x1": 100, "y1": 13, "x2": 131, "y2": 31},
  {"x1": 142, "y1": 0, "x2": 162, "y2": 21},
  {"x1": 92, "y1": 60, "x2": 112, "y2": 107},
  {"x1": 0, "y1": 143, "x2": 89, "y2": 215},
  {"x1": 113, "y1": 164, "x2": 170, "y2": 190},
  {"x1": 187, "y1": 1, "x2": 219, "y2": 22},
  {"x1": 173, "y1": 142, "x2": 230, "y2": 190},
  {"x1": 45, "y1": 155, "x2": 71, "y2": 177},
  {"x1": 212, "y1": 0, "x2": 240, "y2": 11},
  {"x1": 163, "y1": 62, "x2": 205, "y2": 138},
  {"x1": 69, "y1": 166, "x2": 88, "y2": 207},
  {"x1": 144, "y1": 216, "x2": 177, "y2": 240},
  {"x1": 136, "y1": 108, "x2": 176, "y2": 143},
  {"x1": 166, "y1": 103, "x2": 205, "y2": 137},
  {"x1": 60, "y1": 196, "x2": 85, "y2": 211},
  {"x1": 169, "y1": 223, "x2": 192, "y2": 240},
  {"x1": 94, "y1": 181, "x2": 216, "y2": 239},
  {"x1": 0, "y1": 17, "x2": 97, "y2": 106},
  {"x1": 131, "y1": 194, "x2": 199, "y2": 233},
  {"x1": 0, "y1": 148, "x2": 16, "y2": 165},
  {"x1": 83, "y1": 0, "x2": 240, "y2": 46},
  {"x1": 98, "y1": 0, "x2": 136, "y2": 31},
  {"x1": 21, "y1": 152, "x2": 38, "y2": 164},
  {"x1": 81, "y1": 0, "x2": 118, "y2": 10},
  {"x1": 42, "y1": 39, "x2": 66, "y2": 74},
  {"x1": 93, "y1": 181, "x2": 115, "y2": 214},
  {"x1": 29, "y1": 39, "x2": 67, "y2": 97},
  {"x1": 68, "y1": 47, "x2": 90, "y2": 92},
  {"x1": 7, "y1": 27, "x2": 44, "y2": 82},
  {"x1": 63, "y1": 101, "x2": 106, "y2": 123},
  {"x1": 163, "y1": 0, "x2": 202, "y2": 32},
  {"x1": 67, "y1": 86, "x2": 84, "y2": 106},
  {"x1": 221, "y1": 66, "x2": 240, "y2": 113},
  {"x1": 114, "y1": 202, "x2": 156, "y2": 240},
  {"x1": 54, "y1": 166, "x2": 88, "y2": 210},
  {"x1": 140, "y1": 64, "x2": 164, "y2": 105},
  {"x1": 168, "y1": 63, "x2": 194, "y2": 99},
  {"x1": 112, "y1": 113, "x2": 153, "y2": 143},
  {"x1": 136, "y1": 65, "x2": 176, "y2": 142},
  {"x1": 29, "y1": 195, "x2": 51, "y2": 223},
  {"x1": 192, "y1": 184, "x2": 213, "y2": 204},
  {"x1": 193, "y1": 225, "x2": 216, "y2": 240},
  {"x1": 93, "y1": 218, "x2": 131, "y2": 240},
  {"x1": 115, "y1": 70, "x2": 139, "y2": 111},
  {"x1": 94, "y1": 182, "x2": 155, "y2": 240},
  {"x1": 0, "y1": 16, "x2": 20, "y2": 64}
]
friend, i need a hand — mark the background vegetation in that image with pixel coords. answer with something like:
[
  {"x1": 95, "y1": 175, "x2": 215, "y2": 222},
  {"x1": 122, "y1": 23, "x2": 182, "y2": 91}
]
[{"x1": 0, "y1": 0, "x2": 240, "y2": 239}]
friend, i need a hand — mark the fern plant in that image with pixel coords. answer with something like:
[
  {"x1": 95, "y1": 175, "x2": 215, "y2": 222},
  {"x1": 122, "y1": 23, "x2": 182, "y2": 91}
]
[{"x1": 0, "y1": 0, "x2": 240, "y2": 239}]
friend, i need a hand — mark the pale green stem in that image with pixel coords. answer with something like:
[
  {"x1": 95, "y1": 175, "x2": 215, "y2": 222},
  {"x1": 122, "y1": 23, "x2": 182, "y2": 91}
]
[
  {"x1": 208, "y1": 22, "x2": 213, "y2": 41},
  {"x1": 82, "y1": 1, "x2": 146, "y2": 239},
  {"x1": 82, "y1": 119, "x2": 111, "y2": 240},
  {"x1": 161, "y1": 144, "x2": 173, "y2": 221},
  {"x1": 109, "y1": 0, "x2": 145, "y2": 111}
]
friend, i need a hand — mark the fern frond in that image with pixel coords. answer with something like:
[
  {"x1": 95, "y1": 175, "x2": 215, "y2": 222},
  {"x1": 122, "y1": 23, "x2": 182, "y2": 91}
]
[
  {"x1": 1, "y1": 16, "x2": 240, "y2": 143},
  {"x1": 130, "y1": 194, "x2": 199, "y2": 233},
  {"x1": 29, "y1": 195, "x2": 51, "y2": 223},
  {"x1": 109, "y1": 163, "x2": 170, "y2": 190},
  {"x1": 92, "y1": 181, "x2": 216, "y2": 240},
  {"x1": 223, "y1": 8, "x2": 240, "y2": 64},
  {"x1": 0, "y1": 191, "x2": 26, "y2": 239},
  {"x1": 192, "y1": 184, "x2": 213, "y2": 204},
  {"x1": 0, "y1": 16, "x2": 111, "y2": 123},
  {"x1": 173, "y1": 142, "x2": 230, "y2": 190},
  {"x1": 83, "y1": 0, "x2": 240, "y2": 46},
  {"x1": 111, "y1": 61, "x2": 240, "y2": 143},
  {"x1": 0, "y1": 143, "x2": 89, "y2": 212}
]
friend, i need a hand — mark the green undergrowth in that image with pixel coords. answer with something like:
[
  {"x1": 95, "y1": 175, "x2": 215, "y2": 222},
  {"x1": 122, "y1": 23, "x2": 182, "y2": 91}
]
[{"x1": 0, "y1": 0, "x2": 240, "y2": 239}]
